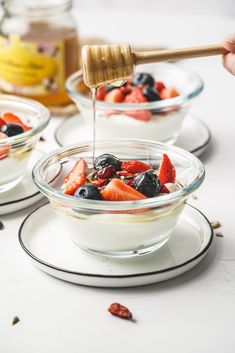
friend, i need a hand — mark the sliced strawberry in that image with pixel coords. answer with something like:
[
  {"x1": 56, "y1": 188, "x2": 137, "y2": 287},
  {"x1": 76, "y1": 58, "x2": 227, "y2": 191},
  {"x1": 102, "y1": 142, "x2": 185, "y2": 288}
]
[
  {"x1": 155, "y1": 81, "x2": 166, "y2": 92},
  {"x1": 160, "y1": 87, "x2": 180, "y2": 100},
  {"x1": 63, "y1": 174, "x2": 86, "y2": 195},
  {"x1": 0, "y1": 117, "x2": 6, "y2": 128},
  {"x1": 121, "y1": 160, "x2": 151, "y2": 174},
  {"x1": 158, "y1": 154, "x2": 176, "y2": 184},
  {"x1": 126, "y1": 110, "x2": 152, "y2": 122},
  {"x1": 160, "y1": 184, "x2": 170, "y2": 194},
  {"x1": 101, "y1": 178, "x2": 145, "y2": 201},
  {"x1": 3, "y1": 112, "x2": 31, "y2": 132},
  {"x1": 120, "y1": 86, "x2": 132, "y2": 95},
  {"x1": 63, "y1": 158, "x2": 88, "y2": 195},
  {"x1": 0, "y1": 132, "x2": 10, "y2": 160},
  {"x1": 124, "y1": 87, "x2": 147, "y2": 103},
  {"x1": 64, "y1": 158, "x2": 88, "y2": 183},
  {"x1": 96, "y1": 86, "x2": 106, "y2": 101},
  {"x1": 104, "y1": 88, "x2": 125, "y2": 103}
]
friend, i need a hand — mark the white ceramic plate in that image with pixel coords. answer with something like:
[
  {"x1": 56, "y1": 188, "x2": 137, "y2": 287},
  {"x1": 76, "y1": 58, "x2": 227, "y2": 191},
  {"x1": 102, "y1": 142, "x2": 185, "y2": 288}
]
[
  {"x1": 0, "y1": 150, "x2": 44, "y2": 215},
  {"x1": 19, "y1": 203, "x2": 213, "y2": 288},
  {"x1": 54, "y1": 113, "x2": 211, "y2": 157}
]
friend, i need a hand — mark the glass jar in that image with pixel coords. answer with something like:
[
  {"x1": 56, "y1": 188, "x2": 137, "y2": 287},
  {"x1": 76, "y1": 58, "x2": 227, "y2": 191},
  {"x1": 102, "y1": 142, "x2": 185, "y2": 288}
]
[{"x1": 0, "y1": 0, "x2": 80, "y2": 107}]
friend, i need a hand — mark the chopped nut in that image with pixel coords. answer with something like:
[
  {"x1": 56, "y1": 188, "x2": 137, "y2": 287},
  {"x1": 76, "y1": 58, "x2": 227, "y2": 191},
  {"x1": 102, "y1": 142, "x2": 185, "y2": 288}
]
[
  {"x1": 0, "y1": 221, "x2": 4, "y2": 230},
  {"x1": 210, "y1": 221, "x2": 222, "y2": 229},
  {"x1": 215, "y1": 231, "x2": 224, "y2": 238},
  {"x1": 12, "y1": 316, "x2": 20, "y2": 325}
]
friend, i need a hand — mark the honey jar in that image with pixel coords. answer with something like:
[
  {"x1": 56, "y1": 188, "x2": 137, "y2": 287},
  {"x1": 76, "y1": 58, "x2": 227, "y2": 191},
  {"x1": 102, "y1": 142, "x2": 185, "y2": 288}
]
[{"x1": 0, "y1": 0, "x2": 80, "y2": 106}]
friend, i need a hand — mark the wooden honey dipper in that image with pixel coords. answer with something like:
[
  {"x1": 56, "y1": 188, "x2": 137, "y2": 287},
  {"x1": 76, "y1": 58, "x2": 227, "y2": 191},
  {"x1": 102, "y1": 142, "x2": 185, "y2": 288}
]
[{"x1": 81, "y1": 43, "x2": 228, "y2": 88}]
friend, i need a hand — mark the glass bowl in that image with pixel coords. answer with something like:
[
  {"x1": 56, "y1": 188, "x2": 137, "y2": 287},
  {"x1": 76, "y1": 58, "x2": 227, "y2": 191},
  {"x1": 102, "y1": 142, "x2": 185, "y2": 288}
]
[
  {"x1": 33, "y1": 139, "x2": 205, "y2": 258},
  {"x1": 0, "y1": 94, "x2": 50, "y2": 193},
  {"x1": 66, "y1": 63, "x2": 203, "y2": 144}
]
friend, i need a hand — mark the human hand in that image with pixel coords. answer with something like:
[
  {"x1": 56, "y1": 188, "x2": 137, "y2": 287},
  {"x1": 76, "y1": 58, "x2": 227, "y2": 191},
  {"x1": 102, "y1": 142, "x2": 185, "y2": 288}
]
[{"x1": 223, "y1": 33, "x2": 235, "y2": 75}]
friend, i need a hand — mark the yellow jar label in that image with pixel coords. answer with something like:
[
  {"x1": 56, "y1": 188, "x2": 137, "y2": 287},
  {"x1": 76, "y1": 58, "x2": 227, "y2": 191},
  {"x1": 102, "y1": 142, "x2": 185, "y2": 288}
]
[{"x1": 0, "y1": 35, "x2": 65, "y2": 96}]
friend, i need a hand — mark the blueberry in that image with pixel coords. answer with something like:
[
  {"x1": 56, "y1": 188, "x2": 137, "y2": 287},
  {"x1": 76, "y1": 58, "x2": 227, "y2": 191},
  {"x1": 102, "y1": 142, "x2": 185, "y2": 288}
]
[
  {"x1": 132, "y1": 73, "x2": 155, "y2": 87},
  {"x1": 1, "y1": 123, "x2": 24, "y2": 137},
  {"x1": 95, "y1": 154, "x2": 121, "y2": 171},
  {"x1": 134, "y1": 170, "x2": 161, "y2": 197},
  {"x1": 143, "y1": 87, "x2": 161, "y2": 102},
  {"x1": 74, "y1": 184, "x2": 102, "y2": 200}
]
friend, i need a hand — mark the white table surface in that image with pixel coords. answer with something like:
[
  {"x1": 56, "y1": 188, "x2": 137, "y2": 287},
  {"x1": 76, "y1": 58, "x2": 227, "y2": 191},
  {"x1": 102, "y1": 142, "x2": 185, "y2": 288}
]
[{"x1": 1, "y1": 10, "x2": 235, "y2": 353}]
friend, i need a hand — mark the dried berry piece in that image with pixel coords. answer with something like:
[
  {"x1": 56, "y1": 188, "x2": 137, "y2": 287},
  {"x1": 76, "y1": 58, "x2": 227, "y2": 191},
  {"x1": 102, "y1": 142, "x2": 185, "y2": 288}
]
[
  {"x1": 108, "y1": 303, "x2": 132, "y2": 319},
  {"x1": 92, "y1": 178, "x2": 107, "y2": 187},
  {"x1": 97, "y1": 165, "x2": 115, "y2": 179}
]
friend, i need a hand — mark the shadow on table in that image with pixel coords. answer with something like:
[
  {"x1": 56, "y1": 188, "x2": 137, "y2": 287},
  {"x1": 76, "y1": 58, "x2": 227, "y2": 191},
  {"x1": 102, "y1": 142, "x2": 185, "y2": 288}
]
[
  {"x1": 199, "y1": 136, "x2": 217, "y2": 164},
  {"x1": 91, "y1": 237, "x2": 217, "y2": 294}
]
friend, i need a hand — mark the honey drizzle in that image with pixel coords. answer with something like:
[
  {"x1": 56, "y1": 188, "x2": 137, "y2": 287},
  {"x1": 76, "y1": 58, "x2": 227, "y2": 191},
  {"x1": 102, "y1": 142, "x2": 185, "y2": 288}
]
[{"x1": 91, "y1": 87, "x2": 97, "y2": 166}]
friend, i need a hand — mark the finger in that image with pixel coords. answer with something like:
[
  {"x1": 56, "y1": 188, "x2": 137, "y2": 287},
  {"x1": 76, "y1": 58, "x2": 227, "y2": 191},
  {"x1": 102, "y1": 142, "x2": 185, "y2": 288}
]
[
  {"x1": 223, "y1": 53, "x2": 235, "y2": 75},
  {"x1": 223, "y1": 33, "x2": 235, "y2": 53}
]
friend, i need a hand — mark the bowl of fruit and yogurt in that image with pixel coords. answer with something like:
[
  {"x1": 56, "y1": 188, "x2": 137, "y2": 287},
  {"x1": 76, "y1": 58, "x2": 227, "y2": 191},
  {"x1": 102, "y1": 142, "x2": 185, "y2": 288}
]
[
  {"x1": 66, "y1": 63, "x2": 203, "y2": 144},
  {"x1": 0, "y1": 95, "x2": 50, "y2": 193},
  {"x1": 33, "y1": 139, "x2": 205, "y2": 258}
]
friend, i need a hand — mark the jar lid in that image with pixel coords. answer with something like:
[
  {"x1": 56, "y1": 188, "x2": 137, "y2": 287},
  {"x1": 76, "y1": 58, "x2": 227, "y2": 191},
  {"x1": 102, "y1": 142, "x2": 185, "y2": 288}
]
[{"x1": 3, "y1": 0, "x2": 73, "y2": 16}]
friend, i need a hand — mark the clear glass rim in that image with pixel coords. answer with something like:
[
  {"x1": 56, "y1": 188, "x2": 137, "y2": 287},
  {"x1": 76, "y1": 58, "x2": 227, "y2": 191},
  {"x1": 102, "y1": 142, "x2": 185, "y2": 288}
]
[
  {"x1": 65, "y1": 63, "x2": 204, "y2": 111},
  {"x1": 33, "y1": 138, "x2": 205, "y2": 211},
  {"x1": 2, "y1": 0, "x2": 73, "y2": 16},
  {"x1": 0, "y1": 94, "x2": 51, "y2": 145}
]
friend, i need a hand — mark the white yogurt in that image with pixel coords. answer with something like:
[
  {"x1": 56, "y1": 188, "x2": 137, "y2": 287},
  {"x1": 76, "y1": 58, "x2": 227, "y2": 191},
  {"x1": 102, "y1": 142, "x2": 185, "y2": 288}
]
[
  {"x1": 54, "y1": 200, "x2": 185, "y2": 255},
  {"x1": 0, "y1": 150, "x2": 32, "y2": 187},
  {"x1": 80, "y1": 105, "x2": 188, "y2": 143}
]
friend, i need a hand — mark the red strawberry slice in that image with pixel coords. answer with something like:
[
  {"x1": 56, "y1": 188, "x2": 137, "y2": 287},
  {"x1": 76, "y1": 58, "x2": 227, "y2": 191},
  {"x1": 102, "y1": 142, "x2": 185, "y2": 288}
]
[
  {"x1": 155, "y1": 81, "x2": 166, "y2": 92},
  {"x1": 96, "y1": 86, "x2": 106, "y2": 101},
  {"x1": 0, "y1": 132, "x2": 10, "y2": 160},
  {"x1": 104, "y1": 88, "x2": 125, "y2": 103},
  {"x1": 101, "y1": 178, "x2": 146, "y2": 201},
  {"x1": 63, "y1": 158, "x2": 88, "y2": 195},
  {"x1": 124, "y1": 87, "x2": 147, "y2": 103},
  {"x1": 116, "y1": 170, "x2": 134, "y2": 177},
  {"x1": 121, "y1": 160, "x2": 151, "y2": 174},
  {"x1": 0, "y1": 117, "x2": 6, "y2": 128},
  {"x1": 64, "y1": 158, "x2": 88, "y2": 183},
  {"x1": 63, "y1": 174, "x2": 86, "y2": 195},
  {"x1": 158, "y1": 154, "x2": 176, "y2": 184},
  {"x1": 160, "y1": 184, "x2": 170, "y2": 194},
  {"x1": 3, "y1": 112, "x2": 31, "y2": 132},
  {"x1": 120, "y1": 86, "x2": 132, "y2": 95},
  {"x1": 160, "y1": 87, "x2": 179, "y2": 100},
  {"x1": 125, "y1": 110, "x2": 152, "y2": 122}
]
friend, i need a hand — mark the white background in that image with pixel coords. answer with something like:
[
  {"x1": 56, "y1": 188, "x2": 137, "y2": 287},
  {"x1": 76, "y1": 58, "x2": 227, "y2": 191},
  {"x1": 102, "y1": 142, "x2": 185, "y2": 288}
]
[
  {"x1": 75, "y1": 0, "x2": 235, "y2": 16},
  {"x1": 1, "y1": 1, "x2": 235, "y2": 352}
]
